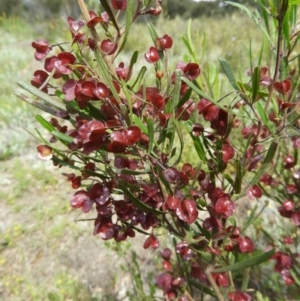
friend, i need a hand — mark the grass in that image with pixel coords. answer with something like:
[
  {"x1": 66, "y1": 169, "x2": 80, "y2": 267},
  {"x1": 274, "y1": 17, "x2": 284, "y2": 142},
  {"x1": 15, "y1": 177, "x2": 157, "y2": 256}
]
[{"x1": 0, "y1": 6, "x2": 288, "y2": 301}]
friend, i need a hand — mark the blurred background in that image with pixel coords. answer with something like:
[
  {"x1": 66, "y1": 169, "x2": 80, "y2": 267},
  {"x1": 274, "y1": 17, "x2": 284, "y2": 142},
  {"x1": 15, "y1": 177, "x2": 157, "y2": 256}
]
[
  {"x1": 0, "y1": 1, "x2": 265, "y2": 300},
  {"x1": 1, "y1": 0, "x2": 254, "y2": 19}
]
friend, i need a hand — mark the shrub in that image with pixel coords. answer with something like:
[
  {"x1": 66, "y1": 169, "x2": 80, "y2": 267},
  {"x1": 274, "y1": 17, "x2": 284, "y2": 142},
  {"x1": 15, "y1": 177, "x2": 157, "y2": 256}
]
[{"x1": 15, "y1": 0, "x2": 300, "y2": 300}]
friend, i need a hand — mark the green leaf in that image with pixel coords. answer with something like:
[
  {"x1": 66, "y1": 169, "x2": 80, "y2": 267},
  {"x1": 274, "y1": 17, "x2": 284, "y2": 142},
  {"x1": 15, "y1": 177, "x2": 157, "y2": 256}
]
[
  {"x1": 51, "y1": 131, "x2": 74, "y2": 144},
  {"x1": 225, "y1": 1, "x2": 275, "y2": 48},
  {"x1": 249, "y1": 164, "x2": 267, "y2": 186},
  {"x1": 17, "y1": 81, "x2": 66, "y2": 111},
  {"x1": 168, "y1": 70, "x2": 181, "y2": 112},
  {"x1": 172, "y1": 119, "x2": 184, "y2": 165},
  {"x1": 290, "y1": 269, "x2": 300, "y2": 287},
  {"x1": 279, "y1": 56, "x2": 289, "y2": 81},
  {"x1": 256, "y1": 102, "x2": 274, "y2": 133},
  {"x1": 116, "y1": 0, "x2": 133, "y2": 56},
  {"x1": 52, "y1": 156, "x2": 81, "y2": 170},
  {"x1": 234, "y1": 159, "x2": 242, "y2": 194},
  {"x1": 147, "y1": 118, "x2": 154, "y2": 154},
  {"x1": 181, "y1": 19, "x2": 197, "y2": 62},
  {"x1": 258, "y1": 40, "x2": 265, "y2": 66},
  {"x1": 251, "y1": 66, "x2": 261, "y2": 103},
  {"x1": 100, "y1": 0, "x2": 119, "y2": 31},
  {"x1": 248, "y1": 142, "x2": 278, "y2": 186},
  {"x1": 177, "y1": 88, "x2": 192, "y2": 108},
  {"x1": 119, "y1": 168, "x2": 150, "y2": 175},
  {"x1": 35, "y1": 115, "x2": 56, "y2": 132},
  {"x1": 181, "y1": 77, "x2": 227, "y2": 111},
  {"x1": 283, "y1": 7, "x2": 291, "y2": 50},
  {"x1": 186, "y1": 120, "x2": 206, "y2": 162},
  {"x1": 128, "y1": 50, "x2": 139, "y2": 80},
  {"x1": 147, "y1": 22, "x2": 159, "y2": 43},
  {"x1": 181, "y1": 35, "x2": 193, "y2": 57},
  {"x1": 85, "y1": 103, "x2": 107, "y2": 121},
  {"x1": 94, "y1": 50, "x2": 120, "y2": 103},
  {"x1": 220, "y1": 58, "x2": 240, "y2": 91},
  {"x1": 132, "y1": 114, "x2": 148, "y2": 134},
  {"x1": 263, "y1": 141, "x2": 278, "y2": 164},
  {"x1": 224, "y1": 106, "x2": 233, "y2": 139},
  {"x1": 14, "y1": 90, "x2": 67, "y2": 118},
  {"x1": 213, "y1": 249, "x2": 275, "y2": 273},
  {"x1": 131, "y1": 66, "x2": 147, "y2": 91},
  {"x1": 147, "y1": 23, "x2": 164, "y2": 61}
]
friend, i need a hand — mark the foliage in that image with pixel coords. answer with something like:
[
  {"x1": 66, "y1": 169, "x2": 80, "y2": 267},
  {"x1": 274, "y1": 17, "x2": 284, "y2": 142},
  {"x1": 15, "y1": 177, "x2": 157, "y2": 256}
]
[{"x1": 15, "y1": 0, "x2": 300, "y2": 300}]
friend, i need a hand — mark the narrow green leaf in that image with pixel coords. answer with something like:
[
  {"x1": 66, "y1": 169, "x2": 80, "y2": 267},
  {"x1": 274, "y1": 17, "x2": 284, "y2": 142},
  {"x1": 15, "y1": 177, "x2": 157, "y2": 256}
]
[
  {"x1": 147, "y1": 22, "x2": 159, "y2": 43},
  {"x1": 52, "y1": 156, "x2": 81, "y2": 170},
  {"x1": 258, "y1": 40, "x2": 265, "y2": 66},
  {"x1": 259, "y1": 0, "x2": 270, "y2": 32},
  {"x1": 249, "y1": 40, "x2": 253, "y2": 78},
  {"x1": 279, "y1": 56, "x2": 289, "y2": 81},
  {"x1": 166, "y1": 119, "x2": 176, "y2": 153},
  {"x1": 263, "y1": 141, "x2": 278, "y2": 164},
  {"x1": 251, "y1": 66, "x2": 261, "y2": 103},
  {"x1": 116, "y1": 0, "x2": 133, "y2": 56},
  {"x1": 147, "y1": 118, "x2": 154, "y2": 154},
  {"x1": 51, "y1": 131, "x2": 73, "y2": 144},
  {"x1": 225, "y1": 1, "x2": 275, "y2": 48},
  {"x1": 132, "y1": 114, "x2": 148, "y2": 135},
  {"x1": 248, "y1": 138, "x2": 278, "y2": 184},
  {"x1": 100, "y1": 0, "x2": 119, "y2": 31},
  {"x1": 261, "y1": 228, "x2": 274, "y2": 243},
  {"x1": 94, "y1": 50, "x2": 120, "y2": 103},
  {"x1": 121, "y1": 82, "x2": 133, "y2": 125},
  {"x1": 242, "y1": 204, "x2": 258, "y2": 232},
  {"x1": 65, "y1": 100, "x2": 92, "y2": 120},
  {"x1": 224, "y1": 173, "x2": 234, "y2": 186},
  {"x1": 86, "y1": 103, "x2": 107, "y2": 121},
  {"x1": 35, "y1": 115, "x2": 56, "y2": 132},
  {"x1": 186, "y1": 121, "x2": 206, "y2": 162},
  {"x1": 247, "y1": 201, "x2": 269, "y2": 233},
  {"x1": 234, "y1": 160, "x2": 242, "y2": 194},
  {"x1": 128, "y1": 50, "x2": 139, "y2": 80},
  {"x1": 14, "y1": 90, "x2": 67, "y2": 118},
  {"x1": 249, "y1": 163, "x2": 268, "y2": 186},
  {"x1": 172, "y1": 119, "x2": 184, "y2": 165},
  {"x1": 169, "y1": 70, "x2": 182, "y2": 112},
  {"x1": 220, "y1": 59, "x2": 239, "y2": 91},
  {"x1": 181, "y1": 77, "x2": 227, "y2": 111},
  {"x1": 290, "y1": 269, "x2": 300, "y2": 288},
  {"x1": 147, "y1": 23, "x2": 164, "y2": 60},
  {"x1": 119, "y1": 168, "x2": 150, "y2": 175},
  {"x1": 213, "y1": 249, "x2": 275, "y2": 273},
  {"x1": 181, "y1": 35, "x2": 194, "y2": 58},
  {"x1": 187, "y1": 19, "x2": 196, "y2": 61},
  {"x1": 256, "y1": 102, "x2": 274, "y2": 133},
  {"x1": 283, "y1": 7, "x2": 291, "y2": 50},
  {"x1": 177, "y1": 88, "x2": 192, "y2": 108},
  {"x1": 17, "y1": 81, "x2": 66, "y2": 111},
  {"x1": 224, "y1": 106, "x2": 233, "y2": 139},
  {"x1": 131, "y1": 66, "x2": 147, "y2": 91}
]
